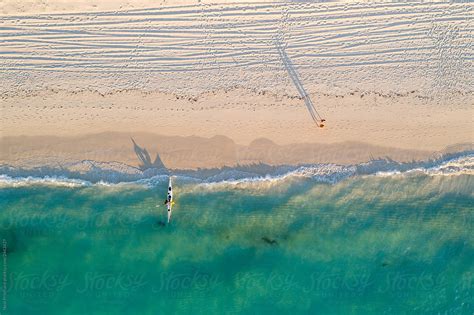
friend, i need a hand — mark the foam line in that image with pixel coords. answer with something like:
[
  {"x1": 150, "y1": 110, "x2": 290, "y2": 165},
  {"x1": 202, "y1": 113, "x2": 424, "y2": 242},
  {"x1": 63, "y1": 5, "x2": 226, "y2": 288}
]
[{"x1": 0, "y1": 152, "x2": 472, "y2": 188}]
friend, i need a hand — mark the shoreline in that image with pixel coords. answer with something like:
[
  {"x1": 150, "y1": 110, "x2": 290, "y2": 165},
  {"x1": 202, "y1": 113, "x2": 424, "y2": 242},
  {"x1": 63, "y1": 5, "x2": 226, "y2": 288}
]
[
  {"x1": 0, "y1": 147, "x2": 471, "y2": 187},
  {"x1": 1, "y1": 131, "x2": 472, "y2": 170}
]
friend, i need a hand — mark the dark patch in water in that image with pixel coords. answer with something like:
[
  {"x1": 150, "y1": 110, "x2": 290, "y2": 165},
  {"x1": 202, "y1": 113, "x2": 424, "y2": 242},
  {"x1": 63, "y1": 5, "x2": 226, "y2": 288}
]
[
  {"x1": 156, "y1": 221, "x2": 166, "y2": 227},
  {"x1": 261, "y1": 237, "x2": 278, "y2": 245}
]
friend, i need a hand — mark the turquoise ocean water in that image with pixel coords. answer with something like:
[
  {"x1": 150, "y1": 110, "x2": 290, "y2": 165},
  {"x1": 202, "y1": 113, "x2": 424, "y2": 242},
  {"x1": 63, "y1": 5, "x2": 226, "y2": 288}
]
[{"x1": 0, "y1": 154, "x2": 473, "y2": 314}]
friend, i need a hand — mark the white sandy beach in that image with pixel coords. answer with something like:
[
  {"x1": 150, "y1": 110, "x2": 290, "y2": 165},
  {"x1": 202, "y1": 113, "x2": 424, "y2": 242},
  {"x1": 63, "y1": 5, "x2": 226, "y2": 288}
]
[{"x1": 0, "y1": 0, "x2": 472, "y2": 169}]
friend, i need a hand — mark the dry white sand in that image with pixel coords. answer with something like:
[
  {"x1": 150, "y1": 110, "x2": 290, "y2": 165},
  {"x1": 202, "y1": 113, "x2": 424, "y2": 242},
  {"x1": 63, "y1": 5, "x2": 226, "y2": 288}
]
[{"x1": 1, "y1": 0, "x2": 271, "y2": 15}]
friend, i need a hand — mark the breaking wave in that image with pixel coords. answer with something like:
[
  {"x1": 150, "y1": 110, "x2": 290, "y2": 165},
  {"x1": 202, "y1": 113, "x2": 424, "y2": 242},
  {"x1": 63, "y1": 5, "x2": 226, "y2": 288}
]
[{"x1": 0, "y1": 151, "x2": 472, "y2": 188}]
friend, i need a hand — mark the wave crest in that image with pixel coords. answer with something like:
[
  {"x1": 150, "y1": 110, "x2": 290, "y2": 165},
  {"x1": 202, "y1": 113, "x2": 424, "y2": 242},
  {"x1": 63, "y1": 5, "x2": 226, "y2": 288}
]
[{"x1": 0, "y1": 152, "x2": 472, "y2": 188}]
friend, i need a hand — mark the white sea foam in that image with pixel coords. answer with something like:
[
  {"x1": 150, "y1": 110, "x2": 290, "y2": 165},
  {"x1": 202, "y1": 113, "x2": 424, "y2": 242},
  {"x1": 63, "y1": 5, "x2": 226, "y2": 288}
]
[
  {"x1": 0, "y1": 153, "x2": 472, "y2": 188},
  {"x1": 0, "y1": 175, "x2": 92, "y2": 188}
]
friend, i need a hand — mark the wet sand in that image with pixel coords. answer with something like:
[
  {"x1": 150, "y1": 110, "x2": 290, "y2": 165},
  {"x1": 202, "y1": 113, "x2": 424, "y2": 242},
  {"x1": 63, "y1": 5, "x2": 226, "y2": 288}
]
[{"x1": 1, "y1": 89, "x2": 472, "y2": 166}]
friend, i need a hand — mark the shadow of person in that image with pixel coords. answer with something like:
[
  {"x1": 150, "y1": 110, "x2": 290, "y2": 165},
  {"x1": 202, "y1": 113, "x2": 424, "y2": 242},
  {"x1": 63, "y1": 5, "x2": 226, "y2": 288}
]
[{"x1": 131, "y1": 138, "x2": 166, "y2": 171}]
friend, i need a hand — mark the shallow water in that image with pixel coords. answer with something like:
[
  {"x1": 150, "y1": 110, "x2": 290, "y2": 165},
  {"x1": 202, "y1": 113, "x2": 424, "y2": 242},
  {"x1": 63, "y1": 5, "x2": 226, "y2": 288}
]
[{"x1": 1, "y1": 169, "x2": 473, "y2": 314}]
